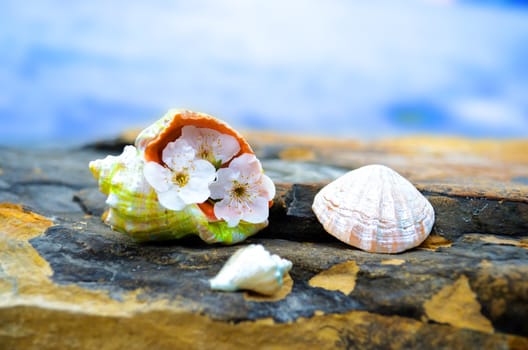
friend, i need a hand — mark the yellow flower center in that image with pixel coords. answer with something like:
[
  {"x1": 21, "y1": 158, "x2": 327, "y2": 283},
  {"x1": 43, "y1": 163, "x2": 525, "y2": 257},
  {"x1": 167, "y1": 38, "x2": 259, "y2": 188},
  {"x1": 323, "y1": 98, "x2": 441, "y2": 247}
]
[
  {"x1": 231, "y1": 181, "x2": 249, "y2": 200},
  {"x1": 172, "y1": 171, "x2": 189, "y2": 187},
  {"x1": 199, "y1": 147, "x2": 210, "y2": 160}
]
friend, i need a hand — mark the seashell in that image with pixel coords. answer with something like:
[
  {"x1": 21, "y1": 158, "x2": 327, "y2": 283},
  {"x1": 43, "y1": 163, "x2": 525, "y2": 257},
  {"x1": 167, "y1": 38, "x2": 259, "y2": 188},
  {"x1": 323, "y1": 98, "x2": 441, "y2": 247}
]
[
  {"x1": 89, "y1": 109, "x2": 272, "y2": 244},
  {"x1": 90, "y1": 145, "x2": 204, "y2": 240},
  {"x1": 312, "y1": 164, "x2": 435, "y2": 253},
  {"x1": 136, "y1": 108, "x2": 254, "y2": 163},
  {"x1": 209, "y1": 244, "x2": 292, "y2": 295}
]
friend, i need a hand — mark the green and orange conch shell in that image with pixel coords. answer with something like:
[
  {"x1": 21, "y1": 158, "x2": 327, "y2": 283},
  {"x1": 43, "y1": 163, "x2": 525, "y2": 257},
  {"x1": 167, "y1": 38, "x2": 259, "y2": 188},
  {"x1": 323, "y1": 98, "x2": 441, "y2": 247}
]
[{"x1": 89, "y1": 109, "x2": 272, "y2": 244}]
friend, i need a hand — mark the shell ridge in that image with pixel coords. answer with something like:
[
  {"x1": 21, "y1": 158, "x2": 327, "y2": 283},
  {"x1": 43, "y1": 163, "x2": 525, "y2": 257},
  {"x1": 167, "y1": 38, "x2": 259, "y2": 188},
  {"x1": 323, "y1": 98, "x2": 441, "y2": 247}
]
[
  {"x1": 349, "y1": 168, "x2": 378, "y2": 249},
  {"x1": 325, "y1": 195, "x2": 423, "y2": 232},
  {"x1": 373, "y1": 166, "x2": 389, "y2": 251},
  {"x1": 376, "y1": 166, "x2": 428, "y2": 251},
  {"x1": 388, "y1": 171, "x2": 416, "y2": 248},
  {"x1": 312, "y1": 164, "x2": 435, "y2": 253}
]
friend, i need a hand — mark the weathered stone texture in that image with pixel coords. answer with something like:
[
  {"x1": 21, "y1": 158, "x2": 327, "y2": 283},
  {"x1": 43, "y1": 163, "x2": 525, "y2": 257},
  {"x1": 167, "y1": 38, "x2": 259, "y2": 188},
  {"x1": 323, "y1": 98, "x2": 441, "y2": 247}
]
[{"x1": 1, "y1": 134, "x2": 527, "y2": 349}]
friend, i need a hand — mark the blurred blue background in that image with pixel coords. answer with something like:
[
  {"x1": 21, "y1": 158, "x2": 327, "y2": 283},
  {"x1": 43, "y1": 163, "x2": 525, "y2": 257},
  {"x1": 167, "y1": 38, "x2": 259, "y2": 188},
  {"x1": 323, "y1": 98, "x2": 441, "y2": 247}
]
[{"x1": 1, "y1": 0, "x2": 527, "y2": 147}]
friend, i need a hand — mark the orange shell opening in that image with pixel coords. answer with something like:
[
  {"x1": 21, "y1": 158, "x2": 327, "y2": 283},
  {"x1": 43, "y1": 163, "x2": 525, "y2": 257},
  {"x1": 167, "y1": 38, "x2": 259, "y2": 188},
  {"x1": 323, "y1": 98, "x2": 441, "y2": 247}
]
[
  {"x1": 143, "y1": 110, "x2": 273, "y2": 223},
  {"x1": 144, "y1": 110, "x2": 254, "y2": 165},
  {"x1": 197, "y1": 202, "x2": 218, "y2": 221}
]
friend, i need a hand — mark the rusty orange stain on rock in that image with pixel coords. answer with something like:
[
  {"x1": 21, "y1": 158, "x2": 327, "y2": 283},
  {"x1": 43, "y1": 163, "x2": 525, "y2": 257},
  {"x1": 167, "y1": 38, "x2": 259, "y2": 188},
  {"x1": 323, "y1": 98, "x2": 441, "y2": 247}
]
[
  {"x1": 490, "y1": 298, "x2": 507, "y2": 320},
  {"x1": 4, "y1": 305, "x2": 524, "y2": 350},
  {"x1": 475, "y1": 259, "x2": 527, "y2": 321},
  {"x1": 381, "y1": 259, "x2": 406, "y2": 266},
  {"x1": 308, "y1": 261, "x2": 359, "y2": 295},
  {"x1": 370, "y1": 137, "x2": 528, "y2": 164},
  {"x1": 0, "y1": 202, "x2": 159, "y2": 315},
  {"x1": 479, "y1": 260, "x2": 493, "y2": 269},
  {"x1": 0, "y1": 203, "x2": 53, "y2": 240},
  {"x1": 418, "y1": 235, "x2": 453, "y2": 251},
  {"x1": 278, "y1": 147, "x2": 317, "y2": 161},
  {"x1": 423, "y1": 275, "x2": 494, "y2": 334},
  {"x1": 479, "y1": 235, "x2": 528, "y2": 249}
]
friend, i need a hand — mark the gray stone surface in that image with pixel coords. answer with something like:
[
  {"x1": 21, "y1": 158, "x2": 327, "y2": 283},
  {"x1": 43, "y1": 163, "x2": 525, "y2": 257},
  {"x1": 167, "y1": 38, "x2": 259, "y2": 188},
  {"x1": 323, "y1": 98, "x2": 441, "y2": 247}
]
[{"x1": 1, "y1": 140, "x2": 527, "y2": 349}]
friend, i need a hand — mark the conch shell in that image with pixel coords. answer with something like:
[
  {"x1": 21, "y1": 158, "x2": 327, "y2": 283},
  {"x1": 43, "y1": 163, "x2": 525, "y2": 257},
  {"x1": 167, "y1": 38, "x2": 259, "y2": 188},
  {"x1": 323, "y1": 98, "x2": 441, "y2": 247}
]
[
  {"x1": 209, "y1": 244, "x2": 292, "y2": 295},
  {"x1": 312, "y1": 164, "x2": 435, "y2": 253},
  {"x1": 135, "y1": 109, "x2": 253, "y2": 163},
  {"x1": 89, "y1": 109, "x2": 273, "y2": 244}
]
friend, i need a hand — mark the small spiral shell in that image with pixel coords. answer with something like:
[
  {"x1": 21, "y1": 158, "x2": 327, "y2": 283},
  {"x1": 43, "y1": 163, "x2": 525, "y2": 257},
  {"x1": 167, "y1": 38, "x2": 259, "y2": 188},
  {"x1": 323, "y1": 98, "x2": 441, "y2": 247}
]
[{"x1": 210, "y1": 244, "x2": 292, "y2": 295}]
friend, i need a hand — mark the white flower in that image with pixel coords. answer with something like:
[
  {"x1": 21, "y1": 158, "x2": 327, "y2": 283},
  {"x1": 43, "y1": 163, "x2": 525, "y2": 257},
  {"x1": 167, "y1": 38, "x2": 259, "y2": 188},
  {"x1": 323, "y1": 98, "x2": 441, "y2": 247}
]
[
  {"x1": 210, "y1": 153, "x2": 275, "y2": 227},
  {"x1": 143, "y1": 139, "x2": 216, "y2": 211},
  {"x1": 180, "y1": 125, "x2": 240, "y2": 167}
]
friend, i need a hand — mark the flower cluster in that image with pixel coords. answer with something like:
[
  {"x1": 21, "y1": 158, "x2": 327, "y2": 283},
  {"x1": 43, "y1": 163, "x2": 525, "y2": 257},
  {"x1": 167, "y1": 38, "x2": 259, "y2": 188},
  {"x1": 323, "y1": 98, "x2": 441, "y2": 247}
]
[{"x1": 143, "y1": 126, "x2": 275, "y2": 227}]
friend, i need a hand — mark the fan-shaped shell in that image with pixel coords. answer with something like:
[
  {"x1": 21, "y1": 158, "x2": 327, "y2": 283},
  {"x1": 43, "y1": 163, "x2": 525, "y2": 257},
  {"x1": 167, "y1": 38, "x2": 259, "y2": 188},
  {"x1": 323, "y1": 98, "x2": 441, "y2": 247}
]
[{"x1": 312, "y1": 164, "x2": 435, "y2": 253}]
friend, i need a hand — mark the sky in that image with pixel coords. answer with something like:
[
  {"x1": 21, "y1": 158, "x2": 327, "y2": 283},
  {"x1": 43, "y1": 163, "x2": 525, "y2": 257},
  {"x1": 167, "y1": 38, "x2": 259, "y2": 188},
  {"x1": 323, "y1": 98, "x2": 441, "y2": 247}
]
[{"x1": 1, "y1": 0, "x2": 527, "y2": 147}]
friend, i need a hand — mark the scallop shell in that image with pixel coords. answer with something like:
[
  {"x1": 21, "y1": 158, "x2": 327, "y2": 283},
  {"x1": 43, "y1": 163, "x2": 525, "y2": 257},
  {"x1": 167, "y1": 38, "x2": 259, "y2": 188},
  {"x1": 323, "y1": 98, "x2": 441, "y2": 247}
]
[
  {"x1": 89, "y1": 109, "x2": 269, "y2": 244},
  {"x1": 209, "y1": 244, "x2": 292, "y2": 295},
  {"x1": 312, "y1": 164, "x2": 435, "y2": 253}
]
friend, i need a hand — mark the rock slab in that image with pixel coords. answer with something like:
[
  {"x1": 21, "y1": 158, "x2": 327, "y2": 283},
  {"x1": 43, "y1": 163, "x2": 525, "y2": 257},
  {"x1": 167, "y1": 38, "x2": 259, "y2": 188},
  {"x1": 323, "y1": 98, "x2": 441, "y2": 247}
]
[{"x1": 1, "y1": 134, "x2": 528, "y2": 349}]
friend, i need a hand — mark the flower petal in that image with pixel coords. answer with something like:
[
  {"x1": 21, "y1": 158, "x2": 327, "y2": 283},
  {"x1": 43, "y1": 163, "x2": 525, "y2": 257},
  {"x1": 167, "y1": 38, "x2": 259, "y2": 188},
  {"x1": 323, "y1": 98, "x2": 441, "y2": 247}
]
[
  {"x1": 214, "y1": 198, "x2": 243, "y2": 227},
  {"x1": 239, "y1": 197, "x2": 269, "y2": 224},
  {"x1": 181, "y1": 125, "x2": 240, "y2": 165},
  {"x1": 162, "y1": 139, "x2": 195, "y2": 170},
  {"x1": 179, "y1": 178, "x2": 211, "y2": 204},
  {"x1": 157, "y1": 188, "x2": 187, "y2": 211},
  {"x1": 180, "y1": 125, "x2": 201, "y2": 153},
  {"x1": 259, "y1": 174, "x2": 276, "y2": 200},
  {"x1": 213, "y1": 132, "x2": 240, "y2": 164},
  {"x1": 209, "y1": 152, "x2": 275, "y2": 227},
  {"x1": 230, "y1": 153, "x2": 262, "y2": 175},
  {"x1": 209, "y1": 168, "x2": 237, "y2": 199},
  {"x1": 143, "y1": 162, "x2": 172, "y2": 192},
  {"x1": 189, "y1": 159, "x2": 217, "y2": 183}
]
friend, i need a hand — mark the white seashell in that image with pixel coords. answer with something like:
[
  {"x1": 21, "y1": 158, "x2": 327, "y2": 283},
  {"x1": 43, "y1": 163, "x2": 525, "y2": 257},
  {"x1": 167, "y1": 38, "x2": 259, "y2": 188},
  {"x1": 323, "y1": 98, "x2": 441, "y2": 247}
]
[
  {"x1": 209, "y1": 244, "x2": 293, "y2": 295},
  {"x1": 312, "y1": 164, "x2": 435, "y2": 253}
]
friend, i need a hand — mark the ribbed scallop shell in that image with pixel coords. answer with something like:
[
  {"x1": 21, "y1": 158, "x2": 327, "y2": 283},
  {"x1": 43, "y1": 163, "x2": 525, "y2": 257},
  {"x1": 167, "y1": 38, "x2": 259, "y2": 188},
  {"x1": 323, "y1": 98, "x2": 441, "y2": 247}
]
[
  {"x1": 89, "y1": 110, "x2": 268, "y2": 244},
  {"x1": 312, "y1": 164, "x2": 435, "y2": 253}
]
